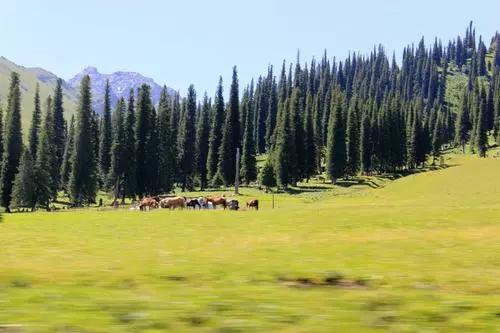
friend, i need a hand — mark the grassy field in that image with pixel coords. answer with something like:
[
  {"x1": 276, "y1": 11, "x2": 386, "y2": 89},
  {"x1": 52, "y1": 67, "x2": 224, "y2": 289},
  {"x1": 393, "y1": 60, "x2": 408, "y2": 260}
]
[{"x1": 0, "y1": 153, "x2": 499, "y2": 332}]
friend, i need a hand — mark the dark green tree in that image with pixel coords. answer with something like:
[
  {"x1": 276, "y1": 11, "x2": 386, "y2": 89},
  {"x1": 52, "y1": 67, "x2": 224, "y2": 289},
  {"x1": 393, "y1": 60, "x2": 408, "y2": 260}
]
[
  {"x1": 475, "y1": 86, "x2": 488, "y2": 157},
  {"x1": 325, "y1": 89, "x2": 346, "y2": 183},
  {"x1": 69, "y1": 75, "x2": 98, "y2": 206},
  {"x1": 123, "y1": 90, "x2": 137, "y2": 199},
  {"x1": 28, "y1": 83, "x2": 42, "y2": 159},
  {"x1": 217, "y1": 67, "x2": 240, "y2": 186},
  {"x1": 108, "y1": 98, "x2": 126, "y2": 200},
  {"x1": 99, "y1": 80, "x2": 112, "y2": 186},
  {"x1": 346, "y1": 95, "x2": 360, "y2": 176},
  {"x1": 454, "y1": 90, "x2": 470, "y2": 152},
  {"x1": 0, "y1": 72, "x2": 23, "y2": 212},
  {"x1": 177, "y1": 85, "x2": 197, "y2": 191},
  {"x1": 11, "y1": 149, "x2": 36, "y2": 211},
  {"x1": 52, "y1": 78, "x2": 66, "y2": 177},
  {"x1": 34, "y1": 96, "x2": 57, "y2": 208},
  {"x1": 240, "y1": 91, "x2": 257, "y2": 185},
  {"x1": 195, "y1": 93, "x2": 211, "y2": 189},
  {"x1": 303, "y1": 91, "x2": 317, "y2": 180},
  {"x1": 157, "y1": 87, "x2": 175, "y2": 193},
  {"x1": 135, "y1": 84, "x2": 154, "y2": 196},
  {"x1": 259, "y1": 160, "x2": 276, "y2": 192},
  {"x1": 207, "y1": 77, "x2": 224, "y2": 182},
  {"x1": 60, "y1": 115, "x2": 75, "y2": 192}
]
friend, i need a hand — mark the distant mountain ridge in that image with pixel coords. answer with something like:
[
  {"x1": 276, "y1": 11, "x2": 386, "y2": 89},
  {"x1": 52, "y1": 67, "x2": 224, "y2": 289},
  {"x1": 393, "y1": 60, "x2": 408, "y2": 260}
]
[
  {"x1": 68, "y1": 66, "x2": 176, "y2": 112},
  {"x1": 0, "y1": 57, "x2": 176, "y2": 133}
]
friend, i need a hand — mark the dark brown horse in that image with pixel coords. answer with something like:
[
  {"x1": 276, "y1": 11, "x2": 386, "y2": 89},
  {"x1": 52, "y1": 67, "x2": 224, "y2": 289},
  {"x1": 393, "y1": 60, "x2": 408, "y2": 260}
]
[
  {"x1": 206, "y1": 195, "x2": 227, "y2": 209},
  {"x1": 246, "y1": 199, "x2": 259, "y2": 210}
]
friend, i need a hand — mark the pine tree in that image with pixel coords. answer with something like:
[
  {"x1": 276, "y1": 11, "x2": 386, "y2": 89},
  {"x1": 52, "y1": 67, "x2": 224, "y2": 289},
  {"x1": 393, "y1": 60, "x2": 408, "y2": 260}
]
[
  {"x1": 207, "y1": 77, "x2": 224, "y2": 182},
  {"x1": 360, "y1": 111, "x2": 372, "y2": 174},
  {"x1": 303, "y1": 91, "x2": 316, "y2": 180},
  {"x1": 177, "y1": 85, "x2": 197, "y2": 191},
  {"x1": 28, "y1": 83, "x2": 42, "y2": 159},
  {"x1": 346, "y1": 95, "x2": 360, "y2": 176},
  {"x1": 240, "y1": 91, "x2": 257, "y2": 185},
  {"x1": 431, "y1": 113, "x2": 443, "y2": 164},
  {"x1": 34, "y1": 96, "x2": 56, "y2": 208},
  {"x1": 325, "y1": 89, "x2": 346, "y2": 183},
  {"x1": 0, "y1": 72, "x2": 23, "y2": 212},
  {"x1": 217, "y1": 66, "x2": 240, "y2": 186},
  {"x1": 69, "y1": 75, "x2": 97, "y2": 206},
  {"x1": 11, "y1": 149, "x2": 35, "y2": 211},
  {"x1": 135, "y1": 84, "x2": 154, "y2": 196},
  {"x1": 288, "y1": 87, "x2": 304, "y2": 183},
  {"x1": 123, "y1": 89, "x2": 137, "y2": 199},
  {"x1": 475, "y1": 86, "x2": 488, "y2": 157},
  {"x1": 273, "y1": 99, "x2": 293, "y2": 188},
  {"x1": 99, "y1": 80, "x2": 112, "y2": 186},
  {"x1": 52, "y1": 78, "x2": 66, "y2": 178},
  {"x1": 454, "y1": 90, "x2": 470, "y2": 152},
  {"x1": 60, "y1": 115, "x2": 75, "y2": 192},
  {"x1": 259, "y1": 160, "x2": 276, "y2": 192},
  {"x1": 108, "y1": 98, "x2": 126, "y2": 200},
  {"x1": 157, "y1": 87, "x2": 175, "y2": 193},
  {"x1": 195, "y1": 93, "x2": 211, "y2": 189}
]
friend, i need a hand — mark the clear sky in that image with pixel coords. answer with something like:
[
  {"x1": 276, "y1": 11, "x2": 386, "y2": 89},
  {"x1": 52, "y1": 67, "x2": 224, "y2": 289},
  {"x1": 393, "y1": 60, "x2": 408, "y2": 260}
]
[{"x1": 1, "y1": 0, "x2": 499, "y2": 97}]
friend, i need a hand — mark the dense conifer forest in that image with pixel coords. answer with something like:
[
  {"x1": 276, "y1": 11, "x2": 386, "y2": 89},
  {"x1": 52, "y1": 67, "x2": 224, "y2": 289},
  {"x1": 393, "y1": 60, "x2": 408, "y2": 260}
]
[{"x1": 1, "y1": 22, "x2": 500, "y2": 211}]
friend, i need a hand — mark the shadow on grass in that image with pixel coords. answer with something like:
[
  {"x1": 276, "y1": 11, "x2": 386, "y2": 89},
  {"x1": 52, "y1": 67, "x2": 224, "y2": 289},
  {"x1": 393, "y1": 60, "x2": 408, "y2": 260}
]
[{"x1": 279, "y1": 163, "x2": 458, "y2": 195}]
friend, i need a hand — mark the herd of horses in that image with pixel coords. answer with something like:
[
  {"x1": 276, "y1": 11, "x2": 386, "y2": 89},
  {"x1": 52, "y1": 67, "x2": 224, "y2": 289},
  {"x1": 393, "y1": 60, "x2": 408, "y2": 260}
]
[{"x1": 137, "y1": 195, "x2": 259, "y2": 211}]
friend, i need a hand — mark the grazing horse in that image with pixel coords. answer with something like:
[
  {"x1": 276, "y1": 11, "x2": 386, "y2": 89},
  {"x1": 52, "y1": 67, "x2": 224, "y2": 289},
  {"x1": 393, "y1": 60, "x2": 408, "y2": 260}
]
[
  {"x1": 246, "y1": 199, "x2": 259, "y2": 210},
  {"x1": 206, "y1": 195, "x2": 227, "y2": 209},
  {"x1": 159, "y1": 196, "x2": 186, "y2": 209},
  {"x1": 186, "y1": 198, "x2": 201, "y2": 209},
  {"x1": 139, "y1": 197, "x2": 159, "y2": 210}
]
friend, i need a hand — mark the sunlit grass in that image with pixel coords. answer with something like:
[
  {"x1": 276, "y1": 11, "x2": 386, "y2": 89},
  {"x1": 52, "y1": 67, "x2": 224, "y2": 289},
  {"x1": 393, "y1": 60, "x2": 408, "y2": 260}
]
[{"x1": 0, "y1": 153, "x2": 499, "y2": 332}]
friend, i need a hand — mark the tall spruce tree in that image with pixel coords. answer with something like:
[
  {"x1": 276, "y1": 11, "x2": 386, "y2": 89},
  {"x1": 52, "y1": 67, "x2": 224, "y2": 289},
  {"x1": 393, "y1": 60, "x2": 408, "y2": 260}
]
[
  {"x1": 60, "y1": 115, "x2": 75, "y2": 192},
  {"x1": 108, "y1": 98, "x2": 126, "y2": 200},
  {"x1": 135, "y1": 84, "x2": 154, "y2": 196},
  {"x1": 240, "y1": 91, "x2": 257, "y2": 185},
  {"x1": 99, "y1": 80, "x2": 112, "y2": 186},
  {"x1": 273, "y1": 99, "x2": 293, "y2": 188},
  {"x1": 325, "y1": 88, "x2": 346, "y2": 183},
  {"x1": 346, "y1": 95, "x2": 360, "y2": 176},
  {"x1": 52, "y1": 78, "x2": 66, "y2": 176},
  {"x1": 157, "y1": 87, "x2": 175, "y2": 193},
  {"x1": 475, "y1": 86, "x2": 488, "y2": 157},
  {"x1": 207, "y1": 77, "x2": 224, "y2": 182},
  {"x1": 0, "y1": 72, "x2": 23, "y2": 212},
  {"x1": 123, "y1": 90, "x2": 137, "y2": 199},
  {"x1": 34, "y1": 96, "x2": 57, "y2": 208},
  {"x1": 28, "y1": 83, "x2": 42, "y2": 159},
  {"x1": 360, "y1": 111, "x2": 372, "y2": 174},
  {"x1": 11, "y1": 149, "x2": 36, "y2": 211},
  {"x1": 303, "y1": 91, "x2": 316, "y2": 180},
  {"x1": 217, "y1": 67, "x2": 240, "y2": 186},
  {"x1": 177, "y1": 85, "x2": 197, "y2": 191},
  {"x1": 69, "y1": 75, "x2": 97, "y2": 206},
  {"x1": 195, "y1": 93, "x2": 211, "y2": 189},
  {"x1": 454, "y1": 90, "x2": 470, "y2": 152}
]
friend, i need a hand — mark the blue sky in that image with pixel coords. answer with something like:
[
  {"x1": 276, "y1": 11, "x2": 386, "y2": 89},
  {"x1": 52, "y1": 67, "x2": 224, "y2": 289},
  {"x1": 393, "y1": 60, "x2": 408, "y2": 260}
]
[{"x1": 1, "y1": 0, "x2": 499, "y2": 97}]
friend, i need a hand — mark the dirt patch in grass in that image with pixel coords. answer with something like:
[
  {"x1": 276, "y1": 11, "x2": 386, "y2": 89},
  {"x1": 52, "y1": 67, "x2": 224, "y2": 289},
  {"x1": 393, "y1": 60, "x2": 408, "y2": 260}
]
[{"x1": 278, "y1": 272, "x2": 367, "y2": 289}]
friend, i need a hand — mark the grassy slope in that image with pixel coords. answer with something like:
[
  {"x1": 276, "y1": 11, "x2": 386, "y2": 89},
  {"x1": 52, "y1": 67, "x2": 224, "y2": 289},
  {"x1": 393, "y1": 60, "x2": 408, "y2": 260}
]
[
  {"x1": 0, "y1": 57, "x2": 77, "y2": 133},
  {"x1": 0, "y1": 153, "x2": 499, "y2": 333}
]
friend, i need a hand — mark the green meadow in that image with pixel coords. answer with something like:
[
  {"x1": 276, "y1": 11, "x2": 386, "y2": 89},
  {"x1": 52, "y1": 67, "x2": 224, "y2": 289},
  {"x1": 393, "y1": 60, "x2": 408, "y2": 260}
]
[{"x1": 1, "y1": 152, "x2": 499, "y2": 332}]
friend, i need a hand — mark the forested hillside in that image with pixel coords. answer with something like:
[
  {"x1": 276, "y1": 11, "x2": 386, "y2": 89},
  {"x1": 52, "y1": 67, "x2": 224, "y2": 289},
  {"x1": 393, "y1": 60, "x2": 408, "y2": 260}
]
[{"x1": 1, "y1": 22, "x2": 499, "y2": 211}]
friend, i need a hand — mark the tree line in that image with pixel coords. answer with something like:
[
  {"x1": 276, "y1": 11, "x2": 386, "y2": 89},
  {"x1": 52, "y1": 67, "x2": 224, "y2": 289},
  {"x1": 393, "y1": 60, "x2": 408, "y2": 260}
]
[{"x1": 1, "y1": 22, "x2": 499, "y2": 211}]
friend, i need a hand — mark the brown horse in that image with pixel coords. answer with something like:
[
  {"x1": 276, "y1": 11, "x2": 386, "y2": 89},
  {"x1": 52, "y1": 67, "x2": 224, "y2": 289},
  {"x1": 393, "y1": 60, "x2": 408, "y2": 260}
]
[
  {"x1": 159, "y1": 196, "x2": 186, "y2": 209},
  {"x1": 139, "y1": 197, "x2": 159, "y2": 210},
  {"x1": 206, "y1": 195, "x2": 227, "y2": 209},
  {"x1": 246, "y1": 199, "x2": 259, "y2": 210}
]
